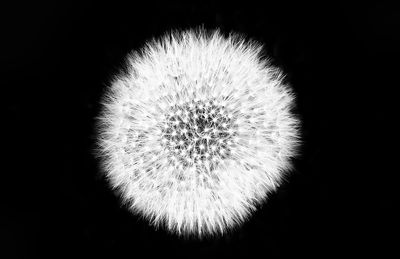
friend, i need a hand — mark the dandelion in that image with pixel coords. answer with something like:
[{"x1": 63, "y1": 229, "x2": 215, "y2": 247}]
[{"x1": 96, "y1": 28, "x2": 301, "y2": 237}]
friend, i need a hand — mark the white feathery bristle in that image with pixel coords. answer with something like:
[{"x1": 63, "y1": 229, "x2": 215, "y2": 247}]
[{"x1": 96, "y1": 28, "x2": 301, "y2": 237}]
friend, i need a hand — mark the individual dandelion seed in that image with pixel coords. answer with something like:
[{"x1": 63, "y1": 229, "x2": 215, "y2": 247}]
[{"x1": 95, "y1": 28, "x2": 301, "y2": 238}]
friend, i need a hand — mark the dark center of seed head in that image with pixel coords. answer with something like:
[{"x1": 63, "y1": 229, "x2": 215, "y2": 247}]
[{"x1": 161, "y1": 99, "x2": 236, "y2": 168}]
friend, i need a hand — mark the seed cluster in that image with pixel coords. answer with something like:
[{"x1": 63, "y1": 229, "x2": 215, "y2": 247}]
[
  {"x1": 97, "y1": 30, "x2": 300, "y2": 237},
  {"x1": 161, "y1": 98, "x2": 237, "y2": 170}
]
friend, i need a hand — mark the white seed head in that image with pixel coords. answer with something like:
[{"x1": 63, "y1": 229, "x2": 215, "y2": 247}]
[{"x1": 96, "y1": 28, "x2": 301, "y2": 238}]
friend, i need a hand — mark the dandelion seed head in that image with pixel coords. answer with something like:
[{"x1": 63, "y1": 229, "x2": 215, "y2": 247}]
[{"x1": 96, "y1": 28, "x2": 301, "y2": 237}]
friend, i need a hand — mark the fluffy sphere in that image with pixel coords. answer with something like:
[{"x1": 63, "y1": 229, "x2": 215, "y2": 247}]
[{"x1": 96, "y1": 29, "x2": 300, "y2": 237}]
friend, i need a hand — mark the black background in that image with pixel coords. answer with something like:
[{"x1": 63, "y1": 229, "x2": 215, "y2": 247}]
[{"x1": 3, "y1": 1, "x2": 397, "y2": 258}]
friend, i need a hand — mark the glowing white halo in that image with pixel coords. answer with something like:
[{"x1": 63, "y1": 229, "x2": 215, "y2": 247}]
[{"x1": 96, "y1": 29, "x2": 301, "y2": 237}]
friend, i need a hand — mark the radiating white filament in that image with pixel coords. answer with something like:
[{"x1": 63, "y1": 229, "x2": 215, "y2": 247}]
[{"x1": 96, "y1": 28, "x2": 301, "y2": 237}]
